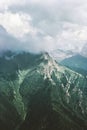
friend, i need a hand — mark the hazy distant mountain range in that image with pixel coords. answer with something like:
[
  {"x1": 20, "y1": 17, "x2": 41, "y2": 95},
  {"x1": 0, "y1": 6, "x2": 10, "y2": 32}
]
[
  {"x1": 50, "y1": 49, "x2": 76, "y2": 61},
  {"x1": 60, "y1": 54, "x2": 87, "y2": 76},
  {"x1": 51, "y1": 49, "x2": 87, "y2": 76}
]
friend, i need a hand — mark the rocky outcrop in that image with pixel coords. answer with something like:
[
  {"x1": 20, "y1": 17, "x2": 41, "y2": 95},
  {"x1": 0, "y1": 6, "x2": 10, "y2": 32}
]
[{"x1": 0, "y1": 52, "x2": 87, "y2": 130}]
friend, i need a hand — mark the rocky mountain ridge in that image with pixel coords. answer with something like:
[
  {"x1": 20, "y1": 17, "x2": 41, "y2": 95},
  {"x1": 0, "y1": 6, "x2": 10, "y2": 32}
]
[{"x1": 0, "y1": 51, "x2": 87, "y2": 130}]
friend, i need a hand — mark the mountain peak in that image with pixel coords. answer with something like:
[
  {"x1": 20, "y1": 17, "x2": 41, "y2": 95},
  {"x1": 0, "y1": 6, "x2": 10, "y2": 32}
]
[
  {"x1": 0, "y1": 50, "x2": 87, "y2": 130},
  {"x1": 40, "y1": 52, "x2": 50, "y2": 59}
]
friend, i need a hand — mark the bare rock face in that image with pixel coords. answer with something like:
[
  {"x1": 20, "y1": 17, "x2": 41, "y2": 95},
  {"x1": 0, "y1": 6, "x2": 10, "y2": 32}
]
[{"x1": 0, "y1": 51, "x2": 87, "y2": 130}]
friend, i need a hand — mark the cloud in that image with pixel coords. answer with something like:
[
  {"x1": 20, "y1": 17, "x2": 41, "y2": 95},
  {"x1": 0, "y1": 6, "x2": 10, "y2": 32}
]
[
  {"x1": 0, "y1": 11, "x2": 38, "y2": 38},
  {"x1": 0, "y1": 24, "x2": 55, "y2": 53},
  {"x1": 0, "y1": 0, "x2": 26, "y2": 11},
  {"x1": 55, "y1": 22, "x2": 87, "y2": 51},
  {"x1": 0, "y1": 0, "x2": 87, "y2": 53},
  {"x1": 0, "y1": 25, "x2": 22, "y2": 51}
]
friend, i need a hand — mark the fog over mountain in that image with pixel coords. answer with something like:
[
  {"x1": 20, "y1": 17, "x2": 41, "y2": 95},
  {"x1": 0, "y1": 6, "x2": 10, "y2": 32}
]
[
  {"x1": 1, "y1": 1, "x2": 87, "y2": 130},
  {"x1": 0, "y1": 0, "x2": 87, "y2": 53}
]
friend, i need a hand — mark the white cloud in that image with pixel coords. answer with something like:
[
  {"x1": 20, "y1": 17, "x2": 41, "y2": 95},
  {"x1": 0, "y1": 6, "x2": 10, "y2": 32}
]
[
  {"x1": 0, "y1": 11, "x2": 38, "y2": 38},
  {"x1": 0, "y1": 0, "x2": 58, "y2": 11},
  {"x1": 54, "y1": 22, "x2": 87, "y2": 52},
  {"x1": 0, "y1": 0, "x2": 26, "y2": 10},
  {"x1": 0, "y1": 0, "x2": 87, "y2": 53}
]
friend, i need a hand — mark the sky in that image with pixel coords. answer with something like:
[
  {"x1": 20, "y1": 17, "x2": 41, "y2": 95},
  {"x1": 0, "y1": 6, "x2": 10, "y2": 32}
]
[{"x1": 0, "y1": 0, "x2": 87, "y2": 53}]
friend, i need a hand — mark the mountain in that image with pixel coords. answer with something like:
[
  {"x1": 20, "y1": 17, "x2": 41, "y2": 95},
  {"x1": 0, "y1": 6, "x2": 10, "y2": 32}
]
[
  {"x1": 50, "y1": 49, "x2": 75, "y2": 62},
  {"x1": 60, "y1": 54, "x2": 87, "y2": 76},
  {"x1": 0, "y1": 51, "x2": 87, "y2": 130}
]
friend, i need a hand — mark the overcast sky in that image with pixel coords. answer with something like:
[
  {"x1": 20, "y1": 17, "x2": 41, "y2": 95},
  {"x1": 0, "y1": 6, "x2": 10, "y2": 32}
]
[{"x1": 0, "y1": 0, "x2": 87, "y2": 53}]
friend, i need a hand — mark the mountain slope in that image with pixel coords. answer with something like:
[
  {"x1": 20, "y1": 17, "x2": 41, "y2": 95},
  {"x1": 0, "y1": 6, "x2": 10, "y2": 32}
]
[
  {"x1": 19, "y1": 53, "x2": 87, "y2": 130},
  {"x1": 60, "y1": 54, "x2": 87, "y2": 76},
  {"x1": 0, "y1": 51, "x2": 41, "y2": 130},
  {"x1": 0, "y1": 51, "x2": 87, "y2": 130},
  {"x1": 50, "y1": 49, "x2": 75, "y2": 62}
]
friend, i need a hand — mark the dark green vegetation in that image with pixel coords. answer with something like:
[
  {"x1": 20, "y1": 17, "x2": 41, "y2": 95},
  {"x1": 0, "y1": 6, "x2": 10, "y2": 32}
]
[{"x1": 0, "y1": 51, "x2": 87, "y2": 130}]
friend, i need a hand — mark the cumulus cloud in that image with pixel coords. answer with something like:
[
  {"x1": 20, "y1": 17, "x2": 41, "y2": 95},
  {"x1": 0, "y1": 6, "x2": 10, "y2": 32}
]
[
  {"x1": 0, "y1": 11, "x2": 38, "y2": 38},
  {"x1": 0, "y1": 0, "x2": 87, "y2": 53}
]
